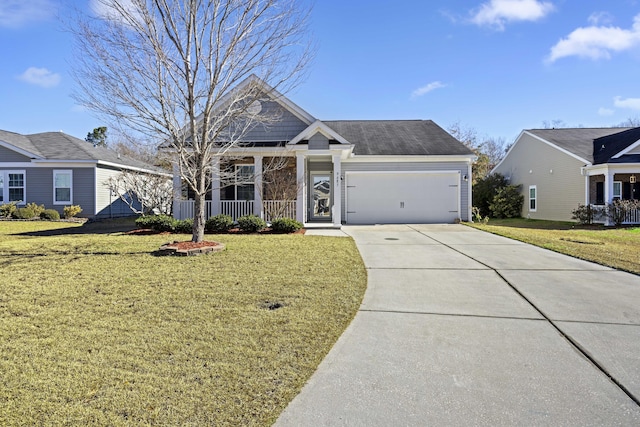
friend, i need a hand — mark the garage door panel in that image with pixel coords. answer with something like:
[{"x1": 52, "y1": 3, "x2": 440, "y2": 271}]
[{"x1": 346, "y1": 172, "x2": 459, "y2": 224}]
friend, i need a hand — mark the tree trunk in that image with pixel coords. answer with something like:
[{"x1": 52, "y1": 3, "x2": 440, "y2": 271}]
[{"x1": 192, "y1": 192, "x2": 206, "y2": 242}]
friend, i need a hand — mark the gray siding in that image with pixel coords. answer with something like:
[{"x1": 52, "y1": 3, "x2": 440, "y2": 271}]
[
  {"x1": 341, "y1": 161, "x2": 471, "y2": 221},
  {"x1": 493, "y1": 133, "x2": 586, "y2": 221},
  {"x1": 0, "y1": 167, "x2": 95, "y2": 216},
  {"x1": 0, "y1": 145, "x2": 31, "y2": 162},
  {"x1": 95, "y1": 166, "x2": 137, "y2": 217},
  {"x1": 241, "y1": 100, "x2": 309, "y2": 142},
  {"x1": 308, "y1": 133, "x2": 330, "y2": 150}
]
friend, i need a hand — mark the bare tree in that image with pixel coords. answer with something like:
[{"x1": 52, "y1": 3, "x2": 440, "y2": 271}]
[
  {"x1": 70, "y1": 0, "x2": 312, "y2": 242},
  {"x1": 448, "y1": 122, "x2": 506, "y2": 182},
  {"x1": 105, "y1": 171, "x2": 173, "y2": 215}
]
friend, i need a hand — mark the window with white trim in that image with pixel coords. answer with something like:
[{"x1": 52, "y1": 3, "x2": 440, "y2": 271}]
[
  {"x1": 1, "y1": 171, "x2": 26, "y2": 204},
  {"x1": 613, "y1": 181, "x2": 622, "y2": 200},
  {"x1": 235, "y1": 165, "x2": 255, "y2": 200},
  {"x1": 529, "y1": 185, "x2": 537, "y2": 212},
  {"x1": 54, "y1": 170, "x2": 73, "y2": 204}
]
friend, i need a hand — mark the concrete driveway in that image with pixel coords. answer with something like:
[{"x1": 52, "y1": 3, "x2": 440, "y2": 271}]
[{"x1": 276, "y1": 224, "x2": 640, "y2": 426}]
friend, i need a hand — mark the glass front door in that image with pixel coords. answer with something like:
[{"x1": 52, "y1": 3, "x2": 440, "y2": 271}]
[{"x1": 311, "y1": 174, "x2": 332, "y2": 220}]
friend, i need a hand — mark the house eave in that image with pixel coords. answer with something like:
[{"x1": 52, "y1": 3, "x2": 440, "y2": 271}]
[
  {"x1": 0, "y1": 140, "x2": 43, "y2": 159},
  {"x1": 345, "y1": 154, "x2": 476, "y2": 163}
]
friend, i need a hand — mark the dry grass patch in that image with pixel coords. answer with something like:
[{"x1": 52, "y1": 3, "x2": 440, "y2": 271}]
[
  {"x1": 466, "y1": 218, "x2": 640, "y2": 275},
  {"x1": 0, "y1": 220, "x2": 367, "y2": 425}
]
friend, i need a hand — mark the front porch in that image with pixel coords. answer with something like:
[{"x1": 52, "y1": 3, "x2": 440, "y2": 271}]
[
  {"x1": 585, "y1": 167, "x2": 640, "y2": 224},
  {"x1": 172, "y1": 149, "x2": 348, "y2": 227}
]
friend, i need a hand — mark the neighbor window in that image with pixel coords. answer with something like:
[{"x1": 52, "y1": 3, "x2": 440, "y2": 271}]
[
  {"x1": 2, "y1": 171, "x2": 26, "y2": 204},
  {"x1": 613, "y1": 181, "x2": 622, "y2": 200},
  {"x1": 529, "y1": 185, "x2": 537, "y2": 212},
  {"x1": 54, "y1": 170, "x2": 72, "y2": 204}
]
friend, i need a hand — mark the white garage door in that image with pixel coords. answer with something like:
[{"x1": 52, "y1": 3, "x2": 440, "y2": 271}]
[{"x1": 345, "y1": 171, "x2": 460, "y2": 224}]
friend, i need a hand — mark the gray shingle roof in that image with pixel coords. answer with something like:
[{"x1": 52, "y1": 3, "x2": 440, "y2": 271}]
[
  {"x1": 0, "y1": 130, "x2": 161, "y2": 172},
  {"x1": 526, "y1": 128, "x2": 634, "y2": 164},
  {"x1": 323, "y1": 120, "x2": 473, "y2": 156}
]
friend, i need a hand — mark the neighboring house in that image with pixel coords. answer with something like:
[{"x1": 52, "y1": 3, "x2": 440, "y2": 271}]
[
  {"x1": 166, "y1": 76, "x2": 476, "y2": 226},
  {"x1": 0, "y1": 130, "x2": 167, "y2": 218},
  {"x1": 492, "y1": 127, "x2": 640, "y2": 223}
]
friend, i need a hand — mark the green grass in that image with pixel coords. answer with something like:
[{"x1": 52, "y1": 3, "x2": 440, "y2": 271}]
[
  {"x1": 466, "y1": 218, "x2": 640, "y2": 275},
  {"x1": 0, "y1": 219, "x2": 367, "y2": 426}
]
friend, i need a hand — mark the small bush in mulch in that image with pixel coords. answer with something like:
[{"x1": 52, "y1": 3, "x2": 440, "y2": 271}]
[
  {"x1": 40, "y1": 209, "x2": 61, "y2": 221},
  {"x1": 270, "y1": 218, "x2": 303, "y2": 233},
  {"x1": 236, "y1": 215, "x2": 266, "y2": 233},
  {"x1": 205, "y1": 214, "x2": 234, "y2": 233},
  {"x1": 174, "y1": 218, "x2": 194, "y2": 234}
]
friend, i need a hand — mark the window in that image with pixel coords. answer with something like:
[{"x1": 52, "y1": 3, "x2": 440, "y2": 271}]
[
  {"x1": 529, "y1": 185, "x2": 537, "y2": 212},
  {"x1": 1, "y1": 171, "x2": 26, "y2": 204},
  {"x1": 235, "y1": 165, "x2": 255, "y2": 200},
  {"x1": 54, "y1": 170, "x2": 72, "y2": 204},
  {"x1": 613, "y1": 181, "x2": 622, "y2": 200}
]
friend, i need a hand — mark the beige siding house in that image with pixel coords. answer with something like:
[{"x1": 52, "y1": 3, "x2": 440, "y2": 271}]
[{"x1": 493, "y1": 128, "x2": 640, "y2": 223}]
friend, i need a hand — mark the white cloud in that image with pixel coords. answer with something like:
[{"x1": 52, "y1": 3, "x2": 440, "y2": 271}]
[
  {"x1": 0, "y1": 0, "x2": 55, "y2": 28},
  {"x1": 471, "y1": 0, "x2": 555, "y2": 30},
  {"x1": 598, "y1": 107, "x2": 615, "y2": 116},
  {"x1": 411, "y1": 81, "x2": 446, "y2": 99},
  {"x1": 614, "y1": 96, "x2": 640, "y2": 110},
  {"x1": 548, "y1": 14, "x2": 640, "y2": 62},
  {"x1": 588, "y1": 11, "x2": 613, "y2": 26},
  {"x1": 90, "y1": 0, "x2": 143, "y2": 26},
  {"x1": 18, "y1": 67, "x2": 61, "y2": 88}
]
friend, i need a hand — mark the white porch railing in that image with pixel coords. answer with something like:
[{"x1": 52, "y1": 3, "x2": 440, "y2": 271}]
[
  {"x1": 589, "y1": 204, "x2": 640, "y2": 224},
  {"x1": 263, "y1": 200, "x2": 297, "y2": 223},
  {"x1": 220, "y1": 200, "x2": 254, "y2": 220},
  {"x1": 175, "y1": 200, "x2": 296, "y2": 222}
]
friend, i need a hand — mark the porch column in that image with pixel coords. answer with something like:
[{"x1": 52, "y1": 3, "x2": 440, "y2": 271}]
[
  {"x1": 172, "y1": 162, "x2": 182, "y2": 219},
  {"x1": 604, "y1": 168, "x2": 614, "y2": 226},
  {"x1": 211, "y1": 157, "x2": 221, "y2": 216},
  {"x1": 332, "y1": 154, "x2": 342, "y2": 226},
  {"x1": 254, "y1": 155, "x2": 263, "y2": 218},
  {"x1": 605, "y1": 168, "x2": 614, "y2": 205},
  {"x1": 584, "y1": 174, "x2": 590, "y2": 205},
  {"x1": 296, "y1": 153, "x2": 306, "y2": 223}
]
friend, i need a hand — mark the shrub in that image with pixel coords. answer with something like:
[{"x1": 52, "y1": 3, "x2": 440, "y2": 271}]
[
  {"x1": 473, "y1": 173, "x2": 510, "y2": 218},
  {"x1": 237, "y1": 215, "x2": 266, "y2": 233},
  {"x1": 63, "y1": 205, "x2": 83, "y2": 219},
  {"x1": 0, "y1": 202, "x2": 17, "y2": 218},
  {"x1": 40, "y1": 209, "x2": 61, "y2": 221},
  {"x1": 135, "y1": 215, "x2": 156, "y2": 229},
  {"x1": 489, "y1": 185, "x2": 523, "y2": 219},
  {"x1": 271, "y1": 218, "x2": 303, "y2": 233},
  {"x1": 471, "y1": 206, "x2": 489, "y2": 224},
  {"x1": 136, "y1": 214, "x2": 177, "y2": 232},
  {"x1": 12, "y1": 206, "x2": 37, "y2": 219},
  {"x1": 206, "y1": 214, "x2": 234, "y2": 233},
  {"x1": 174, "y1": 218, "x2": 194, "y2": 234},
  {"x1": 25, "y1": 203, "x2": 45, "y2": 217},
  {"x1": 607, "y1": 199, "x2": 640, "y2": 227}
]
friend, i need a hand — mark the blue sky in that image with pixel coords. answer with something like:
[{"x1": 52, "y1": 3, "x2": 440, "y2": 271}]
[{"x1": 2, "y1": 0, "x2": 640, "y2": 145}]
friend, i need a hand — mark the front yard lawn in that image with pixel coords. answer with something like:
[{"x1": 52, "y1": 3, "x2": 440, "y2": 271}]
[
  {"x1": 0, "y1": 220, "x2": 367, "y2": 425},
  {"x1": 466, "y1": 218, "x2": 640, "y2": 275}
]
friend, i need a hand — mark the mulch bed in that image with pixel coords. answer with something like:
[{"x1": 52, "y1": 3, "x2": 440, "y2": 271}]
[{"x1": 158, "y1": 240, "x2": 225, "y2": 256}]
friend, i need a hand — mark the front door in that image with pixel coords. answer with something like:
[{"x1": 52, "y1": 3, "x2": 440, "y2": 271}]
[{"x1": 310, "y1": 174, "x2": 332, "y2": 221}]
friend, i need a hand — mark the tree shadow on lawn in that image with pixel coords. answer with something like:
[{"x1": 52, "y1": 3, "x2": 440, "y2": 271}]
[
  {"x1": 12, "y1": 217, "x2": 140, "y2": 237},
  {"x1": 484, "y1": 218, "x2": 605, "y2": 231}
]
